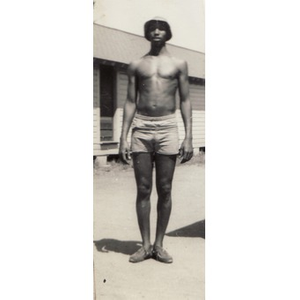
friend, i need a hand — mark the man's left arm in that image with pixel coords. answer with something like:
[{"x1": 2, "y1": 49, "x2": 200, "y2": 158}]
[{"x1": 178, "y1": 60, "x2": 193, "y2": 163}]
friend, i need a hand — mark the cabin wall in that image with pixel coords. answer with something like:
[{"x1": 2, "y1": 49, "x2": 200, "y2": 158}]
[{"x1": 93, "y1": 67, "x2": 101, "y2": 155}]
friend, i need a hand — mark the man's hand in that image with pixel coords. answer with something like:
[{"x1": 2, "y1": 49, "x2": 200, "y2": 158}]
[
  {"x1": 179, "y1": 138, "x2": 193, "y2": 164},
  {"x1": 119, "y1": 139, "x2": 131, "y2": 164}
]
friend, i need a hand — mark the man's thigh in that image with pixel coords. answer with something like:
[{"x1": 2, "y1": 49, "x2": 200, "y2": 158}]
[
  {"x1": 154, "y1": 154, "x2": 177, "y2": 185},
  {"x1": 132, "y1": 152, "x2": 154, "y2": 186}
]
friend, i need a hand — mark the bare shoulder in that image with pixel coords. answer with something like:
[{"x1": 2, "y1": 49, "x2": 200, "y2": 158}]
[
  {"x1": 127, "y1": 58, "x2": 142, "y2": 75},
  {"x1": 172, "y1": 57, "x2": 188, "y2": 73}
]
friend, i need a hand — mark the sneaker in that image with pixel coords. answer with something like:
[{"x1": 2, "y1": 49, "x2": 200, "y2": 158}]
[
  {"x1": 152, "y1": 245, "x2": 173, "y2": 263},
  {"x1": 129, "y1": 246, "x2": 152, "y2": 263}
]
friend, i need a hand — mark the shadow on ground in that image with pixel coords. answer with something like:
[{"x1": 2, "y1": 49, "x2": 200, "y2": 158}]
[
  {"x1": 166, "y1": 220, "x2": 205, "y2": 239},
  {"x1": 94, "y1": 220, "x2": 205, "y2": 255},
  {"x1": 94, "y1": 239, "x2": 141, "y2": 255}
]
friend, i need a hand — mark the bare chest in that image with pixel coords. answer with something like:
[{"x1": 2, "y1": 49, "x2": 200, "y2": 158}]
[{"x1": 136, "y1": 57, "x2": 179, "y2": 80}]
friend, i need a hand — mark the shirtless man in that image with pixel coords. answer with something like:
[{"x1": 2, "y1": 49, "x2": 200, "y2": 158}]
[{"x1": 119, "y1": 17, "x2": 193, "y2": 263}]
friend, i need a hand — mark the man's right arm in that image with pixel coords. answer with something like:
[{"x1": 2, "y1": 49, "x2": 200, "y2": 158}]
[{"x1": 119, "y1": 62, "x2": 138, "y2": 163}]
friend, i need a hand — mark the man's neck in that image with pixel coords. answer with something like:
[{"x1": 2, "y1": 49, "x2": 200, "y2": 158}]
[{"x1": 148, "y1": 43, "x2": 168, "y2": 56}]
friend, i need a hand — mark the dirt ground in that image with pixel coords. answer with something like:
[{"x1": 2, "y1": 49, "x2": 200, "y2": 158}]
[{"x1": 93, "y1": 153, "x2": 205, "y2": 300}]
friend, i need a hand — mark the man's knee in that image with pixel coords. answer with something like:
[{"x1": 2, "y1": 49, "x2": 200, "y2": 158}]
[
  {"x1": 157, "y1": 182, "x2": 172, "y2": 199},
  {"x1": 137, "y1": 181, "x2": 152, "y2": 199}
]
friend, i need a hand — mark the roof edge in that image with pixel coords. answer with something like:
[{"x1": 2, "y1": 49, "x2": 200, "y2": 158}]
[{"x1": 93, "y1": 22, "x2": 205, "y2": 55}]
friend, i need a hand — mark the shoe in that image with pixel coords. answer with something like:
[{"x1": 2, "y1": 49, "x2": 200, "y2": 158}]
[
  {"x1": 152, "y1": 245, "x2": 173, "y2": 263},
  {"x1": 129, "y1": 246, "x2": 152, "y2": 263}
]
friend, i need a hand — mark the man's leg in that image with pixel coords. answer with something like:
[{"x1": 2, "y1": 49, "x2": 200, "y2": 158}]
[
  {"x1": 153, "y1": 153, "x2": 177, "y2": 262},
  {"x1": 130, "y1": 152, "x2": 153, "y2": 262}
]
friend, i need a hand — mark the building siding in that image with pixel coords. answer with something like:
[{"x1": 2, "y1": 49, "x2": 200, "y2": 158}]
[
  {"x1": 117, "y1": 71, "x2": 128, "y2": 109},
  {"x1": 93, "y1": 67, "x2": 101, "y2": 153},
  {"x1": 190, "y1": 84, "x2": 205, "y2": 111},
  {"x1": 176, "y1": 110, "x2": 205, "y2": 148}
]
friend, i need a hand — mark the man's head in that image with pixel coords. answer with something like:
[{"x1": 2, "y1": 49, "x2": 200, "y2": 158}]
[{"x1": 144, "y1": 17, "x2": 172, "y2": 42}]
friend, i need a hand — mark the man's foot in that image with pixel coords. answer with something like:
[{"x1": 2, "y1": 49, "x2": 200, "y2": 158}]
[
  {"x1": 129, "y1": 246, "x2": 152, "y2": 263},
  {"x1": 152, "y1": 245, "x2": 173, "y2": 263}
]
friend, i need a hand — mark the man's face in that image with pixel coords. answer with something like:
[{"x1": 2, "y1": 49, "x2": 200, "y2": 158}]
[{"x1": 148, "y1": 22, "x2": 168, "y2": 42}]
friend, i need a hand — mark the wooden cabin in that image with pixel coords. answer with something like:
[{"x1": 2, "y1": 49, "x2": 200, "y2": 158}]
[{"x1": 93, "y1": 23, "x2": 205, "y2": 159}]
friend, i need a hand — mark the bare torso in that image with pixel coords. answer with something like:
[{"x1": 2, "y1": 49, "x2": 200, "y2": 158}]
[{"x1": 134, "y1": 54, "x2": 181, "y2": 116}]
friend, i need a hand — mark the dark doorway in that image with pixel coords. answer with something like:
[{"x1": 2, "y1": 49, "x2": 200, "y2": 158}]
[{"x1": 100, "y1": 65, "x2": 115, "y2": 141}]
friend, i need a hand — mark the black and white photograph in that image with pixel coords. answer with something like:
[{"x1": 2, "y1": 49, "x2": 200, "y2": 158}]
[
  {"x1": 93, "y1": 0, "x2": 205, "y2": 299},
  {"x1": 3, "y1": 1, "x2": 300, "y2": 299}
]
